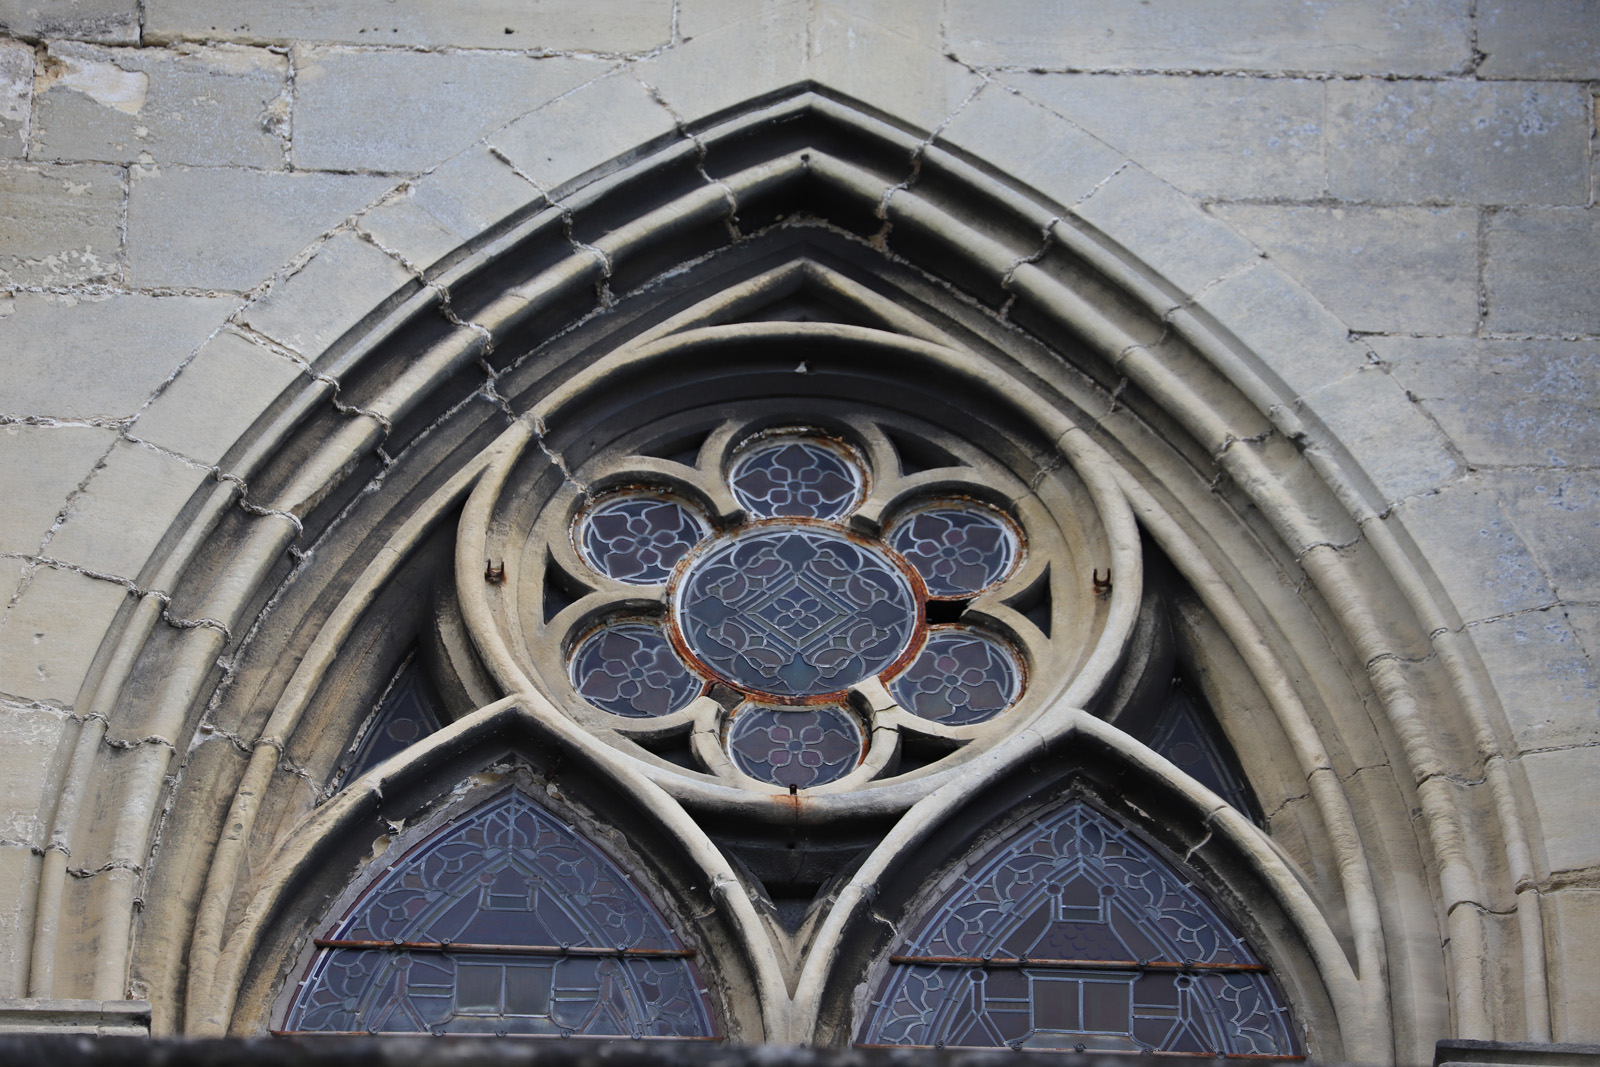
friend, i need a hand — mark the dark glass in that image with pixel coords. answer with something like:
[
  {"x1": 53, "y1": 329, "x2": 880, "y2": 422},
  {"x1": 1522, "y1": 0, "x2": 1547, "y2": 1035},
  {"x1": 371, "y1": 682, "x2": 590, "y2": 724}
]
[
  {"x1": 570, "y1": 620, "x2": 701, "y2": 718},
  {"x1": 675, "y1": 527, "x2": 918, "y2": 698},
  {"x1": 285, "y1": 791, "x2": 715, "y2": 1038},
  {"x1": 577, "y1": 494, "x2": 708, "y2": 585},
  {"x1": 888, "y1": 627, "x2": 1022, "y2": 725},
  {"x1": 728, "y1": 436, "x2": 864, "y2": 520},
  {"x1": 859, "y1": 801, "x2": 1299, "y2": 1055},
  {"x1": 886, "y1": 503, "x2": 1020, "y2": 597},
  {"x1": 725, "y1": 704, "x2": 862, "y2": 788},
  {"x1": 343, "y1": 661, "x2": 442, "y2": 782},
  {"x1": 1146, "y1": 686, "x2": 1260, "y2": 823}
]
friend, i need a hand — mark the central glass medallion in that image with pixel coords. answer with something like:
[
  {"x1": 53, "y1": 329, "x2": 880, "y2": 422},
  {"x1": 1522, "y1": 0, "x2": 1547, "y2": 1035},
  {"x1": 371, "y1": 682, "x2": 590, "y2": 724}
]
[{"x1": 671, "y1": 523, "x2": 922, "y2": 700}]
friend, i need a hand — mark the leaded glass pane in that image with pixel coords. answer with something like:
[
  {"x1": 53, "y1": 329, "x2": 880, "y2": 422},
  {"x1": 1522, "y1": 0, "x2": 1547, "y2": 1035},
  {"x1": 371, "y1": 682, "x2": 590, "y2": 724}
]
[
  {"x1": 673, "y1": 526, "x2": 919, "y2": 699},
  {"x1": 860, "y1": 801, "x2": 1299, "y2": 1056},
  {"x1": 569, "y1": 620, "x2": 702, "y2": 718},
  {"x1": 284, "y1": 791, "x2": 715, "y2": 1038},
  {"x1": 343, "y1": 661, "x2": 442, "y2": 782},
  {"x1": 576, "y1": 494, "x2": 709, "y2": 585},
  {"x1": 888, "y1": 627, "x2": 1023, "y2": 725},
  {"x1": 728, "y1": 435, "x2": 865, "y2": 520},
  {"x1": 885, "y1": 502, "x2": 1021, "y2": 598},
  {"x1": 724, "y1": 703, "x2": 863, "y2": 788},
  {"x1": 1146, "y1": 687, "x2": 1260, "y2": 823}
]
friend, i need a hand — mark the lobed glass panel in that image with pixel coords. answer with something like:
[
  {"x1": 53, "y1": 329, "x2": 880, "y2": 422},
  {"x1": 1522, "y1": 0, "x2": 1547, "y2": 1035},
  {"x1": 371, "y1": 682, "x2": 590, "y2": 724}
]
[
  {"x1": 728, "y1": 435, "x2": 865, "y2": 520},
  {"x1": 576, "y1": 494, "x2": 709, "y2": 585},
  {"x1": 570, "y1": 620, "x2": 702, "y2": 718},
  {"x1": 725, "y1": 703, "x2": 863, "y2": 789},
  {"x1": 885, "y1": 502, "x2": 1021, "y2": 598},
  {"x1": 888, "y1": 627, "x2": 1022, "y2": 725}
]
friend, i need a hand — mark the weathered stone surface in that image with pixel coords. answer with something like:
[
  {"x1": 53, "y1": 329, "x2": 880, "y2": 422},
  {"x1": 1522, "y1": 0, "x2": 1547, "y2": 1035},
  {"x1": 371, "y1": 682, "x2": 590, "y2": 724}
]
[
  {"x1": 144, "y1": 0, "x2": 672, "y2": 52},
  {"x1": 31, "y1": 42, "x2": 286, "y2": 168},
  {"x1": 680, "y1": 0, "x2": 940, "y2": 49},
  {"x1": 1374, "y1": 337, "x2": 1600, "y2": 470},
  {"x1": 0, "y1": 291, "x2": 234, "y2": 420},
  {"x1": 0, "y1": 699, "x2": 68, "y2": 845},
  {"x1": 1210, "y1": 204, "x2": 1478, "y2": 335},
  {"x1": 1392, "y1": 481, "x2": 1557, "y2": 625},
  {"x1": 0, "y1": 39, "x2": 29, "y2": 158},
  {"x1": 804, "y1": 6, "x2": 983, "y2": 136},
  {"x1": 637, "y1": 1, "x2": 808, "y2": 131},
  {"x1": 291, "y1": 48, "x2": 600, "y2": 174},
  {"x1": 130, "y1": 329, "x2": 304, "y2": 467},
  {"x1": 237, "y1": 229, "x2": 414, "y2": 361},
  {"x1": 125, "y1": 166, "x2": 392, "y2": 291},
  {"x1": 357, "y1": 146, "x2": 542, "y2": 272},
  {"x1": 1545, "y1": 890, "x2": 1600, "y2": 1042},
  {"x1": 945, "y1": 0, "x2": 1472, "y2": 74},
  {"x1": 1472, "y1": 609, "x2": 1599, "y2": 749},
  {"x1": 1524, "y1": 745, "x2": 1600, "y2": 871},
  {"x1": 0, "y1": 0, "x2": 137, "y2": 44},
  {"x1": 0, "y1": 162, "x2": 122, "y2": 285},
  {"x1": 0, "y1": 424, "x2": 116, "y2": 556},
  {"x1": 1303, "y1": 365, "x2": 1461, "y2": 503},
  {"x1": 1478, "y1": 1, "x2": 1600, "y2": 79},
  {"x1": 0, "y1": 564, "x2": 128, "y2": 706},
  {"x1": 1494, "y1": 470, "x2": 1600, "y2": 603},
  {"x1": 1328, "y1": 79, "x2": 1590, "y2": 204},
  {"x1": 44, "y1": 439, "x2": 209, "y2": 580},
  {"x1": 0, "y1": 846, "x2": 39, "y2": 996},
  {"x1": 1013, "y1": 73, "x2": 1325, "y2": 200},
  {"x1": 1485, "y1": 208, "x2": 1600, "y2": 335}
]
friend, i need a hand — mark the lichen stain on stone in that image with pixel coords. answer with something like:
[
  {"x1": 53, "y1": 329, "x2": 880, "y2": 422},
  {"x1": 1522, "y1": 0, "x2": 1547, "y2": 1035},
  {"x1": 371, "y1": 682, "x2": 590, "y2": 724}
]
[{"x1": 37, "y1": 50, "x2": 149, "y2": 115}]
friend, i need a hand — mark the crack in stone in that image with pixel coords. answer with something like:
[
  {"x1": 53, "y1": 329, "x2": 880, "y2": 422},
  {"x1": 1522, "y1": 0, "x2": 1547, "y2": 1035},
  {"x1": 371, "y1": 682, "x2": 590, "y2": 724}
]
[
  {"x1": 871, "y1": 75, "x2": 992, "y2": 250},
  {"x1": 488, "y1": 144, "x2": 615, "y2": 307},
  {"x1": 228, "y1": 319, "x2": 394, "y2": 433},
  {"x1": 997, "y1": 215, "x2": 1063, "y2": 320},
  {"x1": 1, "y1": 552, "x2": 234, "y2": 638},
  {"x1": 634, "y1": 73, "x2": 743, "y2": 243}
]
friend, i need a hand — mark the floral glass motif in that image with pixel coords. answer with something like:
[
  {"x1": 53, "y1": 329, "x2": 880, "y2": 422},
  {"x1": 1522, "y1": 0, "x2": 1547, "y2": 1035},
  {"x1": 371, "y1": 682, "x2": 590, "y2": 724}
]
[
  {"x1": 284, "y1": 791, "x2": 716, "y2": 1038},
  {"x1": 725, "y1": 704, "x2": 864, "y2": 788},
  {"x1": 577, "y1": 494, "x2": 709, "y2": 585},
  {"x1": 570, "y1": 621, "x2": 702, "y2": 718},
  {"x1": 341, "y1": 661, "x2": 443, "y2": 783},
  {"x1": 860, "y1": 801, "x2": 1299, "y2": 1057},
  {"x1": 889, "y1": 627, "x2": 1022, "y2": 726},
  {"x1": 728, "y1": 435, "x2": 865, "y2": 520},
  {"x1": 885, "y1": 502, "x2": 1020, "y2": 598}
]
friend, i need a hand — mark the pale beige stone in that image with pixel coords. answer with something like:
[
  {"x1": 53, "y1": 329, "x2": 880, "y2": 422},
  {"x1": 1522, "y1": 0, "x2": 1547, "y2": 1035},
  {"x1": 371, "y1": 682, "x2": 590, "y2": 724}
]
[
  {"x1": 0, "y1": 291, "x2": 235, "y2": 421},
  {"x1": 1544, "y1": 890, "x2": 1600, "y2": 1042},
  {"x1": 1374, "y1": 337, "x2": 1600, "y2": 470},
  {"x1": 803, "y1": 6, "x2": 984, "y2": 136},
  {"x1": 0, "y1": 564, "x2": 128, "y2": 706},
  {"x1": 1485, "y1": 208, "x2": 1600, "y2": 336},
  {"x1": 1012, "y1": 73, "x2": 1325, "y2": 200},
  {"x1": 1471, "y1": 610, "x2": 1598, "y2": 749},
  {"x1": 1523, "y1": 746, "x2": 1600, "y2": 872},
  {"x1": 130, "y1": 329, "x2": 304, "y2": 467},
  {"x1": 0, "y1": 0, "x2": 138, "y2": 44},
  {"x1": 1478, "y1": 1, "x2": 1600, "y2": 80},
  {"x1": 1303, "y1": 366, "x2": 1461, "y2": 503},
  {"x1": 634, "y1": 1, "x2": 807, "y2": 131},
  {"x1": 0, "y1": 699, "x2": 70, "y2": 844},
  {"x1": 125, "y1": 166, "x2": 392, "y2": 291},
  {"x1": 1493, "y1": 470, "x2": 1600, "y2": 603},
  {"x1": 357, "y1": 146, "x2": 544, "y2": 272},
  {"x1": 1328, "y1": 79, "x2": 1591, "y2": 205},
  {"x1": 0, "y1": 424, "x2": 117, "y2": 556},
  {"x1": 0, "y1": 39, "x2": 30, "y2": 158},
  {"x1": 0, "y1": 846, "x2": 40, "y2": 997},
  {"x1": 236, "y1": 229, "x2": 414, "y2": 360},
  {"x1": 945, "y1": 0, "x2": 1472, "y2": 75},
  {"x1": 44, "y1": 439, "x2": 209, "y2": 581},
  {"x1": 31, "y1": 42, "x2": 287, "y2": 168},
  {"x1": 291, "y1": 47, "x2": 600, "y2": 174},
  {"x1": 0, "y1": 162, "x2": 122, "y2": 286},
  {"x1": 144, "y1": 0, "x2": 672, "y2": 52}
]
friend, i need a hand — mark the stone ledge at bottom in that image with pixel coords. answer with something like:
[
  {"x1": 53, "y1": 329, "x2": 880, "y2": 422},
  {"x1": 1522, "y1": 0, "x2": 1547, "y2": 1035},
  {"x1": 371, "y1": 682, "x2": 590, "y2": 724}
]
[{"x1": 0, "y1": 999, "x2": 151, "y2": 1035}]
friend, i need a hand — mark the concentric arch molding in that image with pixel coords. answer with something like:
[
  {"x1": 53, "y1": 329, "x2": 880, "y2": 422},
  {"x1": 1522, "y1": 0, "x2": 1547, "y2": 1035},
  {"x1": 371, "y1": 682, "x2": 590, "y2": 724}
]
[{"x1": 31, "y1": 86, "x2": 1542, "y2": 1061}]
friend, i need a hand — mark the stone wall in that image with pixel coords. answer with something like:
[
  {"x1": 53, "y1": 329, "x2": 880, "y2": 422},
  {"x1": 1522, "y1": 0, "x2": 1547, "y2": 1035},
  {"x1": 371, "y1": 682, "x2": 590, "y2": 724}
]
[{"x1": 0, "y1": 0, "x2": 1596, "y2": 1055}]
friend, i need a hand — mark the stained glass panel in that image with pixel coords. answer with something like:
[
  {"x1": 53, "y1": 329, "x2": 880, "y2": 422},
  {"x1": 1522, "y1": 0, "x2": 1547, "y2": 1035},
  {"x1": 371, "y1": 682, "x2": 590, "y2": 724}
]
[
  {"x1": 725, "y1": 703, "x2": 863, "y2": 788},
  {"x1": 570, "y1": 620, "x2": 702, "y2": 718},
  {"x1": 343, "y1": 661, "x2": 442, "y2": 782},
  {"x1": 889, "y1": 627, "x2": 1023, "y2": 725},
  {"x1": 1146, "y1": 687, "x2": 1260, "y2": 823},
  {"x1": 577, "y1": 494, "x2": 709, "y2": 585},
  {"x1": 885, "y1": 502, "x2": 1020, "y2": 598},
  {"x1": 284, "y1": 791, "x2": 715, "y2": 1038},
  {"x1": 728, "y1": 436, "x2": 865, "y2": 520},
  {"x1": 859, "y1": 801, "x2": 1299, "y2": 1056}
]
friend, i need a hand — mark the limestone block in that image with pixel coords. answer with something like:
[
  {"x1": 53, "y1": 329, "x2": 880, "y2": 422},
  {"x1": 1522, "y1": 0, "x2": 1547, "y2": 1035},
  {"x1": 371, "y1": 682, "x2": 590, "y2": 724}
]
[
  {"x1": 944, "y1": 0, "x2": 1471, "y2": 75},
  {"x1": 1485, "y1": 208, "x2": 1600, "y2": 336},
  {"x1": 0, "y1": 162, "x2": 122, "y2": 286},
  {"x1": 489, "y1": 71, "x2": 678, "y2": 197},
  {"x1": 1392, "y1": 481, "x2": 1556, "y2": 625},
  {"x1": 1471, "y1": 609, "x2": 1599, "y2": 750},
  {"x1": 0, "y1": 424, "x2": 116, "y2": 556},
  {"x1": 45, "y1": 439, "x2": 209, "y2": 581},
  {"x1": 1011, "y1": 73, "x2": 1325, "y2": 200},
  {"x1": 0, "y1": 847, "x2": 40, "y2": 996},
  {"x1": 1071, "y1": 165, "x2": 1261, "y2": 297},
  {"x1": 1210, "y1": 204, "x2": 1478, "y2": 335},
  {"x1": 1191, "y1": 260, "x2": 1367, "y2": 399},
  {"x1": 144, "y1": 0, "x2": 672, "y2": 52},
  {"x1": 935, "y1": 88, "x2": 1125, "y2": 214},
  {"x1": 359, "y1": 146, "x2": 545, "y2": 272},
  {"x1": 1523, "y1": 746, "x2": 1600, "y2": 872},
  {"x1": 130, "y1": 328, "x2": 305, "y2": 467},
  {"x1": 125, "y1": 166, "x2": 392, "y2": 291},
  {"x1": 0, "y1": 699, "x2": 70, "y2": 845},
  {"x1": 1302, "y1": 366, "x2": 1461, "y2": 504},
  {"x1": 0, "y1": 0, "x2": 137, "y2": 44},
  {"x1": 0, "y1": 39, "x2": 30, "y2": 158},
  {"x1": 1373, "y1": 337, "x2": 1600, "y2": 470},
  {"x1": 634, "y1": 1, "x2": 807, "y2": 131},
  {"x1": 1493, "y1": 470, "x2": 1600, "y2": 603},
  {"x1": 680, "y1": 0, "x2": 940, "y2": 49},
  {"x1": 291, "y1": 47, "x2": 600, "y2": 174},
  {"x1": 1545, "y1": 889, "x2": 1600, "y2": 1042},
  {"x1": 31, "y1": 42, "x2": 286, "y2": 167},
  {"x1": 0, "y1": 291, "x2": 235, "y2": 420},
  {"x1": 1478, "y1": 1, "x2": 1600, "y2": 80},
  {"x1": 237, "y1": 229, "x2": 414, "y2": 362},
  {"x1": 1328, "y1": 80, "x2": 1590, "y2": 205},
  {"x1": 0, "y1": 564, "x2": 128, "y2": 706}
]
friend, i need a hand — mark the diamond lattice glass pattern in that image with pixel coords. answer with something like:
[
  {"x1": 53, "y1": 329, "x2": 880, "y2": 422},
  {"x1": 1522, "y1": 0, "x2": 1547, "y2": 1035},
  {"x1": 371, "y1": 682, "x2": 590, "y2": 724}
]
[
  {"x1": 885, "y1": 503, "x2": 1020, "y2": 598},
  {"x1": 725, "y1": 703, "x2": 864, "y2": 788},
  {"x1": 860, "y1": 802, "x2": 1299, "y2": 1055},
  {"x1": 577, "y1": 494, "x2": 709, "y2": 585},
  {"x1": 889, "y1": 627, "x2": 1022, "y2": 725},
  {"x1": 284, "y1": 791, "x2": 715, "y2": 1037},
  {"x1": 570, "y1": 621, "x2": 702, "y2": 718},
  {"x1": 728, "y1": 436, "x2": 865, "y2": 520},
  {"x1": 675, "y1": 526, "x2": 919, "y2": 699}
]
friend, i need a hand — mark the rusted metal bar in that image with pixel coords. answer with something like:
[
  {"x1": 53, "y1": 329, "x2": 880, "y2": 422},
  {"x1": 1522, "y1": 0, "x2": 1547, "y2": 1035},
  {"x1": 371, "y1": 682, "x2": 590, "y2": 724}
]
[
  {"x1": 312, "y1": 939, "x2": 695, "y2": 959},
  {"x1": 886, "y1": 955, "x2": 1268, "y2": 973},
  {"x1": 854, "y1": 1044, "x2": 1302, "y2": 1060},
  {"x1": 269, "y1": 1031, "x2": 723, "y2": 1041}
]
